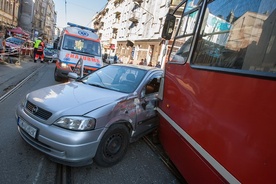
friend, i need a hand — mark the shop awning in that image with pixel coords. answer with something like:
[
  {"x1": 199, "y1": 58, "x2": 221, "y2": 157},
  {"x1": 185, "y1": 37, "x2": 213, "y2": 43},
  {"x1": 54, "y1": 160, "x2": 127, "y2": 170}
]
[{"x1": 9, "y1": 27, "x2": 29, "y2": 36}]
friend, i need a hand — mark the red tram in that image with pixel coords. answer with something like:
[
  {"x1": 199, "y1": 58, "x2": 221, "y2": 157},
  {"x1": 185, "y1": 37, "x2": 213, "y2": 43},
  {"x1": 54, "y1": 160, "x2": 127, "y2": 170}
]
[{"x1": 158, "y1": 0, "x2": 276, "y2": 183}]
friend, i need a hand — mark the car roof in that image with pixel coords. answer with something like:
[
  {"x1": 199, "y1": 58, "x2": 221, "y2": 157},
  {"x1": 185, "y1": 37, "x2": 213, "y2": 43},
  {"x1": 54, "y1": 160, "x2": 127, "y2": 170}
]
[
  {"x1": 112, "y1": 64, "x2": 163, "y2": 72},
  {"x1": 6, "y1": 36, "x2": 25, "y2": 40}
]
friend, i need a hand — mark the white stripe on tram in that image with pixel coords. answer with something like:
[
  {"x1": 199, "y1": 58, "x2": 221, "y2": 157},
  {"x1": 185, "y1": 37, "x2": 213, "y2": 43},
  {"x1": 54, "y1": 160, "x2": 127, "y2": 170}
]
[{"x1": 157, "y1": 107, "x2": 241, "y2": 184}]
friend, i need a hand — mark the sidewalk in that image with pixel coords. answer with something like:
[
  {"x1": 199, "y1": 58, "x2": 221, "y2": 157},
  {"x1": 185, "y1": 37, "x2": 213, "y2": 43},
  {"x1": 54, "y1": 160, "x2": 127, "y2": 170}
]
[{"x1": 0, "y1": 56, "x2": 42, "y2": 97}]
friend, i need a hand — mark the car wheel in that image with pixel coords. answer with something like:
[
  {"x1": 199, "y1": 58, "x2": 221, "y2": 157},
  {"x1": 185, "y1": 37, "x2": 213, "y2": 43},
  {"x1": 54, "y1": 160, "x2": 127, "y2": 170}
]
[
  {"x1": 54, "y1": 67, "x2": 62, "y2": 82},
  {"x1": 94, "y1": 124, "x2": 130, "y2": 167}
]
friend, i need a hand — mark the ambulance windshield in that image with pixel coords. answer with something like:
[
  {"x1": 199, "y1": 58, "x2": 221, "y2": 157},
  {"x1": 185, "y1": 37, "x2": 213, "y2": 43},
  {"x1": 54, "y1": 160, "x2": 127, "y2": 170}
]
[{"x1": 62, "y1": 35, "x2": 101, "y2": 57}]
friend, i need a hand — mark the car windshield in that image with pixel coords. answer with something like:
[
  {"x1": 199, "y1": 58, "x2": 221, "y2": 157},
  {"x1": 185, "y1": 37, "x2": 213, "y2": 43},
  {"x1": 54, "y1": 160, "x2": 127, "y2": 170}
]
[
  {"x1": 62, "y1": 35, "x2": 101, "y2": 56},
  {"x1": 81, "y1": 65, "x2": 147, "y2": 93},
  {"x1": 45, "y1": 44, "x2": 53, "y2": 49},
  {"x1": 6, "y1": 37, "x2": 25, "y2": 45}
]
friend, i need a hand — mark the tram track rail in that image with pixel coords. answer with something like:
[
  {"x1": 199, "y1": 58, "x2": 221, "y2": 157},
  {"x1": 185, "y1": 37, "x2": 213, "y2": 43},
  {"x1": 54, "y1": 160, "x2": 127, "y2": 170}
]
[
  {"x1": 143, "y1": 134, "x2": 187, "y2": 183},
  {"x1": 54, "y1": 135, "x2": 186, "y2": 184},
  {"x1": 55, "y1": 164, "x2": 72, "y2": 184},
  {"x1": 0, "y1": 64, "x2": 45, "y2": 103}
]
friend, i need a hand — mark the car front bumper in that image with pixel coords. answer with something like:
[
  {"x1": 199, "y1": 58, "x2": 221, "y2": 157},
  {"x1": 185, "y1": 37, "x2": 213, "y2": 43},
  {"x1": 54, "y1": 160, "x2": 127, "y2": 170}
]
[
  {"x1": 44, "y1": 56, "x2": 57, "y2": 62},
  {"x1": 16, "y1": 104, "x2": 105, "y2": 167}
]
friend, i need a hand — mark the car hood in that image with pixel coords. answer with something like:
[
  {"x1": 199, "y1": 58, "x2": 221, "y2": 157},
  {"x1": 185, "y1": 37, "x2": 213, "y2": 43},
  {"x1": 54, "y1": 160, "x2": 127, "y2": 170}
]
[
  {"x1": 27, "y1": 81, "x2": 128, "y2": 116},
  {"x1": 5, "y1": 42, "x2": 20, "y2": 48}
]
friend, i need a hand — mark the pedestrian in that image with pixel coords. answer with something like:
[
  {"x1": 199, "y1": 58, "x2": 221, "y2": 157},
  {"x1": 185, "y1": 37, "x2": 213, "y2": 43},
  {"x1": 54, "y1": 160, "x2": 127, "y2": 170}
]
[
  {"x1": 143, "y1": 58, "x2": 147, "y2": 65},
  {"x1": 0, "y1": 30, "x2": 5, "y2": 61},
  {"x1": 114, "y1": 54, "x2": 118, "y2": 63},
  {"x1": 103, "y1": 53, "x2": 107, "y2": 63},
  {"x1": 139, "y1": 59, "x2": 144, "y2": 65},
  {"x1": 155, "y1": 61, "x2": 161, "y2": 68},
  {"x1": 34, "y1": 37, "x2": 45, "y2": 63},
  {"x1": 5, "y1": 29, "x2": 10, "y2": 39},
  {"x1": 33, "y1": 37, "x2": 42, "y2": 62},
  {"x1": 148, "y1": 61, "x2": 153, "y2": 67},
  {"x1": 117, "y1": 55, "x2": 121, "y2": 63}
]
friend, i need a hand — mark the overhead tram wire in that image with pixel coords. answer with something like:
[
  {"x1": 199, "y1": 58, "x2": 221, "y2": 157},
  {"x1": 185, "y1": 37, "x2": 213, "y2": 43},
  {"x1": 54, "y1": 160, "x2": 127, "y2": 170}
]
[{"x1": 86, "y1": 3, "x2": 107, "y2": 27}]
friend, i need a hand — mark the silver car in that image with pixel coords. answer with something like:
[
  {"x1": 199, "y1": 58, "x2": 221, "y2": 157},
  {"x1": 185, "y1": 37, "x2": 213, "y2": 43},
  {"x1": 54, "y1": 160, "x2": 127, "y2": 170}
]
[
  {"x1": 16, "y1": 64, "x2": 163, "y2": 167},
  {"x1": 105, "y1": 56, "x2": 115, "y2": 64}
]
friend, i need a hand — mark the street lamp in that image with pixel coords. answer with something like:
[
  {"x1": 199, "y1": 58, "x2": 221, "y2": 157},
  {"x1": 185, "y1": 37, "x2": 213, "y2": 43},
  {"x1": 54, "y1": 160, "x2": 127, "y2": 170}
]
[{"x1": 134, "y1": 1, "x2": 154, "y2": 18}]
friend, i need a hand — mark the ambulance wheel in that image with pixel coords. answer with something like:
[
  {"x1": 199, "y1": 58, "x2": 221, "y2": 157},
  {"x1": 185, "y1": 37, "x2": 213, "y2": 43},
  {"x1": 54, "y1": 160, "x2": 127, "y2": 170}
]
[{"x1": 54, "y1": 67, "x2": 62, "y2": 82}]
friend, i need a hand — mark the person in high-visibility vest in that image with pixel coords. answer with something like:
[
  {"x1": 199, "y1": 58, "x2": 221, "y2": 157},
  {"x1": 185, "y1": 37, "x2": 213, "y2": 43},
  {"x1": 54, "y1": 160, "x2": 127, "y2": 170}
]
[
  {"x1": 34, "y1": 37, "x2": 45, "y2": 63},
  {"x1": 33, "y1": 37, "x2": 42, "y2": 62}
]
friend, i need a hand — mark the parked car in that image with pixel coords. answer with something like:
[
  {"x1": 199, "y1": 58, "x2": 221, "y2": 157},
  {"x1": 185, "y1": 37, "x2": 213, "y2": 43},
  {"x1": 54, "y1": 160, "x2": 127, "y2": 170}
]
[
  {"x1": 5, "y1": 36, "x2": 26, "y2": 56},
  {"x1": 16, "y1": 64, "x2": 163, "y2": 167},
  {"x1": 44, "y1": 43, "x2": 58, "y2": 63},
  {"x1": 106, "y1": 56, "x2": 115, "y2": 64}
]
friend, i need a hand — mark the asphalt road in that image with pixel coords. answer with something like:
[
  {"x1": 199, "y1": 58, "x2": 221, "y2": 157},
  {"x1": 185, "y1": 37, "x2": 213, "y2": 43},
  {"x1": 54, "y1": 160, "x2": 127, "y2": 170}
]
[{"x1": 0, "y1": 57, "x2": 185, "y2": 184}]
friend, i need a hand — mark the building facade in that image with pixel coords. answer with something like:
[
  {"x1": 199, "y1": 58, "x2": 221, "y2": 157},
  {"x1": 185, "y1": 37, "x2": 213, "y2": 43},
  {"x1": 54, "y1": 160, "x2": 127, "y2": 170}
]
[
  {"x1": 19, "y1": 0, "x2": 57, "y2": 42},
  {"x1": 0, "y1": 0, "x2": 56, "y2": 42},
  {"x1": 0, "y1": 0, "x2": 20, "y2": 30},
  {"x1": 92, "y1": 0, "x2": 182, "y2": 66}
]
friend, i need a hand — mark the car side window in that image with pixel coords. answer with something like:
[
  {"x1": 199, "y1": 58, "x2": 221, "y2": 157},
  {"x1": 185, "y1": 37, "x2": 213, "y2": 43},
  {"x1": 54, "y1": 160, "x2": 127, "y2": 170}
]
[
  {"x1": 145, "y1": 78, "x2": 160, "y2": 95},
  {"x1": 144, "y1": 74, "x2": 161, "y2": 96}
]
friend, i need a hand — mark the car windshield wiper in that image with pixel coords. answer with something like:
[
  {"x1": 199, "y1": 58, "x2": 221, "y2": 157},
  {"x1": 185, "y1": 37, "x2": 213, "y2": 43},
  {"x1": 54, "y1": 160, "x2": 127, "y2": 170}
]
[
  {"x1": 64, "y1": 48, "x2": 75, "y2": 52},
  {"x1": 88, "y1": 83, "x2": 109, "y2": 89},
  {"x1": 81, "y1": 51, "x2": 95, "y2": 57}
]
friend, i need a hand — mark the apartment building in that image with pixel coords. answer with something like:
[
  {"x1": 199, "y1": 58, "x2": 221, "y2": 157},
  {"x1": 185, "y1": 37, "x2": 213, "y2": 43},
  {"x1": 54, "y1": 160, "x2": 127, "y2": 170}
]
[
  {"x1": 0, "y1": 0, "x2": 56, "y2": 42},
  {"x1": 19, "y1": 0, "x2": 57, "y2": 42},
  {"x1": 0, "y1": 0, "x2": 20, "y2": 29},
  {"x1": 92, "y1": 0, "x2": 180, "y2": 65}
]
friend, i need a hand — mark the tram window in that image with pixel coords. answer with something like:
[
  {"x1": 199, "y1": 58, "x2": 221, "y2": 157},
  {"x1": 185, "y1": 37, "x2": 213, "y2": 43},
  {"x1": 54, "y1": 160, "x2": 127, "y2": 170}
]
[
  {"x1": 192, "y1": 0, "x2": 276, "y2": 76},
  {"x1": 169, "y1": 1, "x2": 200, "y2": 64}
]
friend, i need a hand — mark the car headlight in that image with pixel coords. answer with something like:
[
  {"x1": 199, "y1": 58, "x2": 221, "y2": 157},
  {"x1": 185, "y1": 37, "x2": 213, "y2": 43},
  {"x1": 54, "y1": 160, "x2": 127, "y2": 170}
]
[
  {"x1": 54, "y1": 116, "x2": 96, "y2": 130},
  {"x1": 61, "y1": 62, "x2": 69, "y2": 68}
]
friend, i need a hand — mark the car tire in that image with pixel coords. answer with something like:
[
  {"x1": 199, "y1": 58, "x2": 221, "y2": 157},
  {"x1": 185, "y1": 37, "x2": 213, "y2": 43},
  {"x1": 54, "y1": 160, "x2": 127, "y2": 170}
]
[
  {"x1": 94, "y1": 124, "x2": 130, "y2": 167},
  {"x1": 54, "y1": 67, "x2": 62, "y2": 82}
]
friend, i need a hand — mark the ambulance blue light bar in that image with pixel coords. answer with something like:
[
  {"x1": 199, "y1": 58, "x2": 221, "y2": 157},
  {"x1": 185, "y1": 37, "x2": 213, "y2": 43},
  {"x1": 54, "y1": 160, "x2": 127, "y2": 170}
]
[{"x1": 67, "y1": 22, "x2": 96, "y2": 32}]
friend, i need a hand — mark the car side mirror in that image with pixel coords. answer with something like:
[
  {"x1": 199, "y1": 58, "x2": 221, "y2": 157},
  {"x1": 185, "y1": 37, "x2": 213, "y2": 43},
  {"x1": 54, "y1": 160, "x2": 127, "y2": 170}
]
[{"x1": 68, "y1": 72, "x2": 79, "y2": 79}]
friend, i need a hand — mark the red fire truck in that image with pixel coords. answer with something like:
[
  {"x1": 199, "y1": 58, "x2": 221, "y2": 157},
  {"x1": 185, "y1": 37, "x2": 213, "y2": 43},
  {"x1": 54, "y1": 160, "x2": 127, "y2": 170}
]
[{"x1": 158, "y1": 0, "x2": 276, "y2": 183}]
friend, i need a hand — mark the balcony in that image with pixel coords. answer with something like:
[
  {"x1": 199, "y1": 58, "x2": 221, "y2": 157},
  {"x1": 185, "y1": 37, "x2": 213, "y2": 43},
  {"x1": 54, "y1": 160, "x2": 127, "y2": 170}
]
[
  {"x1": 114, "y1": 11, "x2": 121, "y2": 16},
  {"x1": 114, "y1": 0, "x2": 123, "y2": 6},
  {"x1": 129, "y1": 10, "x2": 140, "y2": 23},
  {"x1": 133, "y1": 0, "x2": 143, "y2": 4},
  {"x1": 113, "y1": 27, "x2": 118, "y2": 33},
  {"x1": 129, "y1": 16, "x2": 139, "y2": 23}
]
